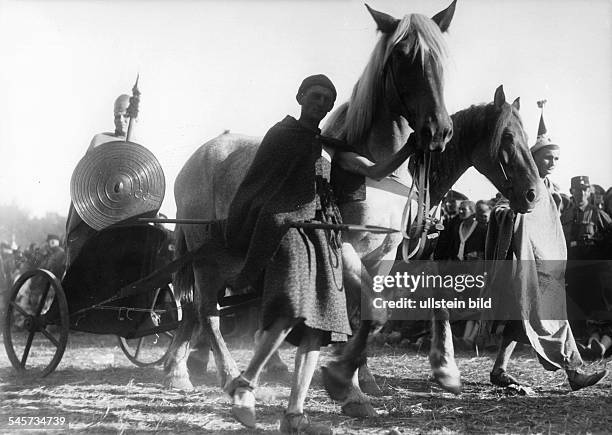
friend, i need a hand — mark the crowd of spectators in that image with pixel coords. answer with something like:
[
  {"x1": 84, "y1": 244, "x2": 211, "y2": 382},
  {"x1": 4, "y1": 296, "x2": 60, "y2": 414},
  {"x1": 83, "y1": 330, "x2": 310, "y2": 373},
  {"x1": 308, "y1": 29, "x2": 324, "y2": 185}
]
[{"x1": 387, "y1": 179, "x2": 612, "y2": 358}]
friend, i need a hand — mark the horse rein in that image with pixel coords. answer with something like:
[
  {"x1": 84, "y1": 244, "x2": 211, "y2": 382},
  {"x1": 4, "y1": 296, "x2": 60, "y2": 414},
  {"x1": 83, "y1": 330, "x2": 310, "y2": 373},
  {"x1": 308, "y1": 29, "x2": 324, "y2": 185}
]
[
  {"x1": 385, "y1": 57, "x2": 446, "y2": 261},
  {"x1": 400, "y1": 152, "x2": 443, "y2": 261}
]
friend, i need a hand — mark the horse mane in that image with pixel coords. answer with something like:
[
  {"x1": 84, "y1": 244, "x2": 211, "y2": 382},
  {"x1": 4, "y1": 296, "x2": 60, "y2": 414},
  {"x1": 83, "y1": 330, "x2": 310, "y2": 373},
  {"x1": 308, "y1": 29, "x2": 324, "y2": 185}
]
[
  {"x1": 327, "y1": 14, "x2": 449, "y2": 150},
  {"x1": 424, "y1": 102, "x2": 526, "y2": 201},
  {"x1": 489, "y1": 104, "x2": 526, "y2": 159},
  {"x1": 451, "y1": 102, "x2": 525, "y2": 159}
]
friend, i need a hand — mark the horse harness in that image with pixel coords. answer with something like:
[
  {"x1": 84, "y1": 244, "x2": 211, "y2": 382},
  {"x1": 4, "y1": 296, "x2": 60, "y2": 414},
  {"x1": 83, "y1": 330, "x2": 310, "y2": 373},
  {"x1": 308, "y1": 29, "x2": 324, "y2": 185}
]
[
  {"x1": 384, "y1": 59, "x2": 447, "y2": 261},
  {"x1": 401, "y1": 152, "x2": 444, "y2": 261}
]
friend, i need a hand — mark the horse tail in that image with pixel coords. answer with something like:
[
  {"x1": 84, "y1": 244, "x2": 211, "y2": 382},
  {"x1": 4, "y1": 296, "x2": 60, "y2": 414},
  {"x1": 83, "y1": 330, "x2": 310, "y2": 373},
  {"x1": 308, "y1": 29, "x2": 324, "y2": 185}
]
[{"x1": 173, "y1": 225, "x2": 194, "y2": 303}]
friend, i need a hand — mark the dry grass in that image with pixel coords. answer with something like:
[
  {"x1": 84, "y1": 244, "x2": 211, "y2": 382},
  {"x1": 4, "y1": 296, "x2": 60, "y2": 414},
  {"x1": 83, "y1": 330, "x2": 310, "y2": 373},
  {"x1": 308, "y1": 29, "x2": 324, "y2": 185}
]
[{"x1": 0, "y1": 333, "x2": 611, "y2": 434}]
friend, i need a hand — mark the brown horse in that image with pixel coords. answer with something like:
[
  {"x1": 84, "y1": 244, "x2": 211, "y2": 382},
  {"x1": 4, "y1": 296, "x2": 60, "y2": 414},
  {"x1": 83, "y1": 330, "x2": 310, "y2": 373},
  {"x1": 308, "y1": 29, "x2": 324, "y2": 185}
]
[
  {"x1": 321, "y1": 85, "x2": 541, "y2": 413},
  {"x1": 164, "y1": 2, "x2": 458, "y2": 402}
]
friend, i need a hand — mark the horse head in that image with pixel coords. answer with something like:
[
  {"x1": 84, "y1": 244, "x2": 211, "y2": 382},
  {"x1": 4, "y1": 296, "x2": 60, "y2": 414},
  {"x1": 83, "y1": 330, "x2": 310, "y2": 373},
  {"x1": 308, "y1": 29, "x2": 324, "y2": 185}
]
[
  {"x1": 471, "y1": 85, "x2": 540, "y2": 213},
  {"x1": 366, "y1": 1, "x2": 455, "y2": 152}
]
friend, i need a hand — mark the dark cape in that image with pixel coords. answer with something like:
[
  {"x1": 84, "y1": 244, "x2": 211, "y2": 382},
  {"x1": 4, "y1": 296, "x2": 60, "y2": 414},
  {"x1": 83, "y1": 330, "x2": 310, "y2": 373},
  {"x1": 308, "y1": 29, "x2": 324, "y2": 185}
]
[{"x1": 225, "y1": 116, "x2": 336, "y2": 287}]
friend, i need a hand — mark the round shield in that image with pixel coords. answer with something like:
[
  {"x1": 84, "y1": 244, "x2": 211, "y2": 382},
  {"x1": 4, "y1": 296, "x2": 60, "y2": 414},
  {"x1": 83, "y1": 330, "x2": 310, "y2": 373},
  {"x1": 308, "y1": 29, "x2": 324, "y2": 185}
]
[{"x1": 70, "y1": 141, "x2": 165, "y2": 231}]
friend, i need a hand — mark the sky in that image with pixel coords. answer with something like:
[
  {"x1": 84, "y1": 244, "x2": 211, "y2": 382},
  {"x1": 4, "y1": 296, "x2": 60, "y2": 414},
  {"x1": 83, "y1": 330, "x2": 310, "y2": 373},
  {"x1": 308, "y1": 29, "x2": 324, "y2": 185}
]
[{"x1": 0, "y1": 0, "x2": 610, "y2": 221}]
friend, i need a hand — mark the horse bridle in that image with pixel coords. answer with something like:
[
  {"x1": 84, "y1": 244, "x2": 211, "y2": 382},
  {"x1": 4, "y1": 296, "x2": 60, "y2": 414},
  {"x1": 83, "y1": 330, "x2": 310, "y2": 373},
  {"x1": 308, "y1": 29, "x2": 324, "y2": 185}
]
[
  {"x1": 400, "y1": 151, "x2": 443, "y2": 261},
  {"x1": 384, "y1": 56, "x2": 415, "y2": 125},
  {"x1": 497, "y1": 133, "x2": 514, "y2": 195},
  {"x1": 386, "y1": 58, "x2": 446, "y2": 261},
  {"x1": 400, "y1": 156, "x2": 512, "y2": 262}
]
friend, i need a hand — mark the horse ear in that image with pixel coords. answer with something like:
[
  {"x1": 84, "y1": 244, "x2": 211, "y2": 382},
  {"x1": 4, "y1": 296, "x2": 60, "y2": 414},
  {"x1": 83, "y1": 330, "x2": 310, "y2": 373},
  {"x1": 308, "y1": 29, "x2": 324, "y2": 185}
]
[
  {"x1": 365, "y1": 4, "x2": 400, "y2": 34},
  {"x1": 494, "y1": 85, "x2": 506, "y2": 109},
  {"x1": 432, "y1": 0, "x2": 457, "y2": 33},
  {"x1": 512, "y1": 97, "x2": 520, "y2": 111}
]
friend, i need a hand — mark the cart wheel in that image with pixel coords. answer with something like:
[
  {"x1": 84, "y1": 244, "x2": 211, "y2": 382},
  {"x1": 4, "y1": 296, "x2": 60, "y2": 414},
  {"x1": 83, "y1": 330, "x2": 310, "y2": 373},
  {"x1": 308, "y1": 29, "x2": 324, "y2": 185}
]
[
  {"x1": 3, "y1": 269, "x2": 69, "y2": 377},
  {"x1": 118, "y1": 284, "x2": 180, "y2": 367}
]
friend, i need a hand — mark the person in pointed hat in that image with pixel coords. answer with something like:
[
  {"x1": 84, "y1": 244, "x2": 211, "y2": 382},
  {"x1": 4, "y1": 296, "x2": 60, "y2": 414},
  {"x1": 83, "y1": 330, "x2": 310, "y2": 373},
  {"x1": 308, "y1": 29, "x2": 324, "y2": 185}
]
[
  {"x1": 487, "y1": 102, "x2": 609, "y2": 391},
  {"x1": 530, "y1": 100, "x2": 561, "y2": 207}
]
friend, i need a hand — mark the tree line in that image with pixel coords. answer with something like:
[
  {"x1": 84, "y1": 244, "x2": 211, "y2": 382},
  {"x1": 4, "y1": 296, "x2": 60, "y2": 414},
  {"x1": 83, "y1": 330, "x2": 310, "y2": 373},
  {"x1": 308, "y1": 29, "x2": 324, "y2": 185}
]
[{"x1": 0, "y1": 204, "x2": 66, "y2": 248}]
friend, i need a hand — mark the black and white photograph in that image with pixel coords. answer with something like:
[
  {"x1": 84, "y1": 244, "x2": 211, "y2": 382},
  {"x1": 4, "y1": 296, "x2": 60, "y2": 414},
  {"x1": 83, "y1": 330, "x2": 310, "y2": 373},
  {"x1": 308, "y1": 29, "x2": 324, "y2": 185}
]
[{"x1": 1, "y1": 0, "x2": 611, "y2": 433}]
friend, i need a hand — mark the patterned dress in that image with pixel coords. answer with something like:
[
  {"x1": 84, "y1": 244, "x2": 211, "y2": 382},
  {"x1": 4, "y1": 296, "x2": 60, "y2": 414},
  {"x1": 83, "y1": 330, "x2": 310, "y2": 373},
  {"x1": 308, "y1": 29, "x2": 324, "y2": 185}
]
[{"x1": 260, "y1": 156, "x2": 351, "y2": 345}]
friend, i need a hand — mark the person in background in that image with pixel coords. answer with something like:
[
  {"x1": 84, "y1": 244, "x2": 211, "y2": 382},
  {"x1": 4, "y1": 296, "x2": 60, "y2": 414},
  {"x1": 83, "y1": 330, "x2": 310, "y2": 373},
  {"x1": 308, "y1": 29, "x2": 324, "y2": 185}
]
[
  {"x1": 442, "y1": 190, "x2": 467, "y2": 224},
  {"x1": 565, "y1": 176, "x2": 612, "y2": 259},
  {"x1": 488, "y1": 103, "x2": 608, "y2": 391},
  {"x1": 559, "y1": 193, "x2": 572, "y2": 218},
  {"x1": 590, "y1": 184, "x2": 605, "y2": 210},
  {"x1": 449, "y1": 200, "x2": 488, "y2": 349},
  {"x1": 434, "y1": 190, "x2": 468, "y2": 260},
  {"x1": 565, "y1": 176, "x2": 612, "y2": 360},
  {"x1": 451, "y1": 200, "x2": 487, "y2": 261},
  {"x1": 604, "y1": 187, "x2": 612, "y2": 219},
  {"x1": 40, "y1": 234, "x2": 66, "y2": 280},
  {"x1": 475, "y1": 200, "x2": 491, "y2": 225}
]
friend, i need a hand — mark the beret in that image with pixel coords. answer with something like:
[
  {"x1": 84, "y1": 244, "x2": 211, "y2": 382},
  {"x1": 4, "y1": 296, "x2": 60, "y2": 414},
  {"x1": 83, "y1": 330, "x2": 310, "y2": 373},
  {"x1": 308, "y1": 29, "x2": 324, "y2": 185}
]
[{"x1": 296, "y1": 74, "x2": 337, "y2": 101}]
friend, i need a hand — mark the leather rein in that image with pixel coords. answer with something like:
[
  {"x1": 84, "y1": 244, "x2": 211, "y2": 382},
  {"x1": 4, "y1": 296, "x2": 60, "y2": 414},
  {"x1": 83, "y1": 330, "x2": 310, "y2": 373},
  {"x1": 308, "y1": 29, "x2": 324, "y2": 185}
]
[
  {"x1": 387, "y1": 52, "x2": 514, "y2": 261},
  {"x1": 384, "y1": 60, "x2": 445, "y2": 261},
  {"x1": 400, "y1": 152, "x2": 443, "y2": 261}
]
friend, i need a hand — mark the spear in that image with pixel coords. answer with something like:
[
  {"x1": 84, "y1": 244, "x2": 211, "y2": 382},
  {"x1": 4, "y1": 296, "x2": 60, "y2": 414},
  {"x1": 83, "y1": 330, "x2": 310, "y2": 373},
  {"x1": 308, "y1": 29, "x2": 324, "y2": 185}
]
[
  {"x1": 136, "y1": 217, "x2": 399, "y2": 234},
  {"x1": 126, "y1": 74, "x2": 140, "y2": 141}
]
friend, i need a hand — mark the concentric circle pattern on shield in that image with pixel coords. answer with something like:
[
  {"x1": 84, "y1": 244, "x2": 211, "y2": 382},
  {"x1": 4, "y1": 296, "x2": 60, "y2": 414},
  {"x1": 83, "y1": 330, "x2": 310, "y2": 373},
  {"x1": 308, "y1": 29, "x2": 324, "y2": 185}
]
[{"x1": 70, "y1": 141, "x2": 165, "y2": 230}]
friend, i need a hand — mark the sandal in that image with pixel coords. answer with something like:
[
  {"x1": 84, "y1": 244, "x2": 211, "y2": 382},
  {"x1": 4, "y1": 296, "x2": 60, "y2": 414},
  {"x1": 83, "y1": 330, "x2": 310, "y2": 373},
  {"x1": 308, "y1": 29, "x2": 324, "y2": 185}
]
[
  {"x1": 224, "y1": 373, "x2": 256, "y2": 428},
  {"x1": 280, "y1": 412, "x2": 333, "y2": 435}
]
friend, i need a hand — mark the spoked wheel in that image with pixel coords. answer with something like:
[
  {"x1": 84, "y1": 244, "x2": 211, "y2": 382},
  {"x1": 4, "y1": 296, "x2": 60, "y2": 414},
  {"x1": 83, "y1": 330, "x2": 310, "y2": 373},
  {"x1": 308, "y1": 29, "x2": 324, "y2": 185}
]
[
  {"x1": 118, "y1": 283, "x2": 181, "y2": 367},
  {"x1": 3, "y1": 269, "x2": 69, "y2": 377}
]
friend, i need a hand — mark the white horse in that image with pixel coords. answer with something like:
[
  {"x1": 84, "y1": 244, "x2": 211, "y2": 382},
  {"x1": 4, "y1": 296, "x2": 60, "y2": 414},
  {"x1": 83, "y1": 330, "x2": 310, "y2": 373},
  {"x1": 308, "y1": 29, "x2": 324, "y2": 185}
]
[{"x1": 164, "y1": 2, "x2": 465, "y2": 416}]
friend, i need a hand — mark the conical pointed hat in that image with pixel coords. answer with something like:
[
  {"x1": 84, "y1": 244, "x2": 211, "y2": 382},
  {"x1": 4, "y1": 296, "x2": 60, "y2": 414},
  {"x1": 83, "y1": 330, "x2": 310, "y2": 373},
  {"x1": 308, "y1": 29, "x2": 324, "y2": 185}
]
[
  {"x1": 70, "y1": 141, "x2": 165, "y2": 230},
  {"x1": 530, "y1": 100, "x2": 559, "y2": 154}
]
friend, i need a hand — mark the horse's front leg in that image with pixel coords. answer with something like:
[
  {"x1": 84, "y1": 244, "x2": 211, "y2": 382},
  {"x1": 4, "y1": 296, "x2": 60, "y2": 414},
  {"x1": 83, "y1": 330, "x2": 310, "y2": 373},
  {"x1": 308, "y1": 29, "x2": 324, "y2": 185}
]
[
  {"x1": 254, "y1": 329, "x2": 290, "y2": 376},
  {"x1": 193, "y1": 259, "x2": 241, "y2": 388},
  {"x1": 164, "y1": 302, "x2": 198, "y2": 390},
  {"x1": 429, "y1": 308, "x2": 462, "y2": 394},
  {"x1": 321, "y1": 319, "x2": 377, "y2": 417},
  {"x1": 343, "y1": 241, "x2": 390, "y2": 395},
  {"x1": 186, "y1": 321, "x2": 211, "y2": 376}
]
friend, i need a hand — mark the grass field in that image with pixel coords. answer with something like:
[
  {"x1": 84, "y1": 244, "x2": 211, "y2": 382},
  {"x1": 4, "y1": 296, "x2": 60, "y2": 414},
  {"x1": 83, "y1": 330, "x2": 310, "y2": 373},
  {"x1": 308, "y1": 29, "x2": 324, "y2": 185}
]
[{"x1": 1, "y1": 332, "x2": 611, "y2": 434}]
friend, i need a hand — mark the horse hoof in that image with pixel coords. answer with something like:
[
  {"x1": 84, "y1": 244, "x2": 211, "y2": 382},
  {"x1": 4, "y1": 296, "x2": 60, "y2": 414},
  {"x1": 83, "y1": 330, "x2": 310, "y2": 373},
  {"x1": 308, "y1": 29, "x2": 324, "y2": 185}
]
[
  {"x1": 358, "y1": 366, "x2": 383, "y2": 396},
  {"x1": 230, "y1": 387, "x2": 256, "y2": 428},
  {"x1": 187, "y1": 352, "x2": 209, "y2": 376},
  {"x1": 432, "y1": 372, "x2": 462, "y2": 395},
  {"x1": 321, "y1": 365, "x2": 351, "y2": 401},
  {"x1": 164, "y1": 375, "x2": 194, "y2": 391},
  {"x1": 359, "y1": 379, "x2": 382, "y2": 396},
  {"x1": 231, "y1": 405, "x2": 256, "y2": 428},
  {"x1": 341, "y1": 401, "x2": 378, "y2": 418}
]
